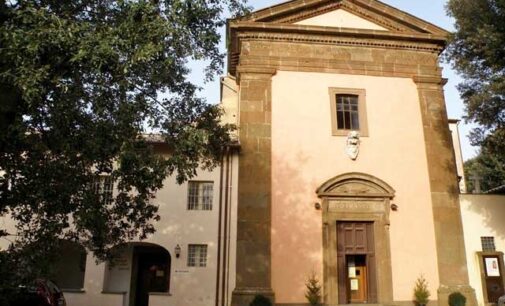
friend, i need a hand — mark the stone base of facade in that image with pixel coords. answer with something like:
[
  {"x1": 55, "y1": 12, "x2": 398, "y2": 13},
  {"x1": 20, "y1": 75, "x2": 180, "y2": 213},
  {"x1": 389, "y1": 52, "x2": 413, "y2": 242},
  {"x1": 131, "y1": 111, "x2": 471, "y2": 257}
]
[
  {"x1": 231, "y1": 287, "x2": 275, "y2": 306},
  {"x1": 438, "y1": 285, "x2": 477, "y2": 306},
  {"x1": 281, "y1": 303, "x2": 408, "y2": 306},
  {"x1": 275, "y1": 298, "x2": 478, "y2": 306},
  {"x1": 388, "y1": 300, "x2": 436, "y2": 306}
]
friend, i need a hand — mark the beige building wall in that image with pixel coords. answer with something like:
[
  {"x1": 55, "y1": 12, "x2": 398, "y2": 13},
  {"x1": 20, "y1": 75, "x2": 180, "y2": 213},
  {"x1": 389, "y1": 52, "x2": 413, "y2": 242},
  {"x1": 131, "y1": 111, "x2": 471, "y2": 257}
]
[
  {"x1": 60, "y1": 166, "x2": 236, "y2": 306},
  {"x1": 460, "y1": 194, "x2": 505, "y2": 306},
  {"x1": 0, "y1": 74, "x2": 241, "y2": 306},
  {"x1": 220, "y1": 75, "x2": 240, "y2": 306},
  {"x1": 0, "y1": 214, "x2": 16, "y2": 250},
  {"x1": 1, "y1": 159, "x2": 239, "y2": 306},
  {"x1": 221, "y1": 75, "x2": 239, "y2": 133},
  {"x1": 270, "y1": 70, "x2": 440, "y2": 303}
]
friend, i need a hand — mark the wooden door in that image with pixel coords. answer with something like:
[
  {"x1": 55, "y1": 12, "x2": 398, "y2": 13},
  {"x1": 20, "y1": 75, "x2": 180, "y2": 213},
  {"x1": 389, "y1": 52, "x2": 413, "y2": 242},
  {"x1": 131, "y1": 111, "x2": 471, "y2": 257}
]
[
  {"x1": 482, "y1": 255, "x2": 505, "y2": 303},
  {"x1": 349, "y1": 256, "x2": 367, "y2": 303},
  {"x1": 132, "y1": 247, "x2": 171, "y2": 306},
  {"x1": 337, "y1": 221, "x2": 377, "y2": 304}
]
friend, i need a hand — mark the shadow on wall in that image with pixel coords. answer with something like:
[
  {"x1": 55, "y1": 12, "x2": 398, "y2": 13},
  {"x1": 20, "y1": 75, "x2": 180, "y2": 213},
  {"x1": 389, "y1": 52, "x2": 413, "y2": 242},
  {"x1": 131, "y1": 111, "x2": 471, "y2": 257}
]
[
  {"x1": 272, "y1": 151, "x2": 323, "y2": 301},
  {"x1": 466, "y1": 195, "x2": 505, "y2": 240},
  {"x1": 443, "y1": 159, "x2": 462, "y2": 200},
  {"x1": 439, "y1": 120, "x2": 463, "y2": 200}
]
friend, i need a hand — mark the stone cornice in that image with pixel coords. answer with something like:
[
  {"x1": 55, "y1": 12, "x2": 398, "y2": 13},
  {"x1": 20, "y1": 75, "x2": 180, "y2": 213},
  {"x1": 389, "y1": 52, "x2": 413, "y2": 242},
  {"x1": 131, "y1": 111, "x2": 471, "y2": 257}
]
[
  {"x1": 228, "y1": 22, "x2": 447, "y2": 75},
  {"x1": 230, "y1": 22, "x2": 447, "y2": 43},
  {"x1": 236, "y1": 66, "x2": 277, "y2": 83},
  {"x1": 236, "y1": 66, "x2": 277, "y2": 76},
  {"x1": 413, "y1": 75, "x2": 448, "y2": 86},
  {"x1": 318, "y1": 192, "x2": 395, "y2": 199},
  {"x1": 230, "y1": 22, "x2": 447, "y2": 48}
]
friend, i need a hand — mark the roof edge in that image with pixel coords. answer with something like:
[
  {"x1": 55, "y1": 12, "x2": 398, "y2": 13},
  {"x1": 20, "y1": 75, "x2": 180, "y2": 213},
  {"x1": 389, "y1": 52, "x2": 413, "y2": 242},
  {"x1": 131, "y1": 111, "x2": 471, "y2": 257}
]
[
  {"x1": 235, "y1": 0, "x2": 450, "y2": 36},
  {"x1": 229, "y1": 22, "x2": 448, "y2": 44}
]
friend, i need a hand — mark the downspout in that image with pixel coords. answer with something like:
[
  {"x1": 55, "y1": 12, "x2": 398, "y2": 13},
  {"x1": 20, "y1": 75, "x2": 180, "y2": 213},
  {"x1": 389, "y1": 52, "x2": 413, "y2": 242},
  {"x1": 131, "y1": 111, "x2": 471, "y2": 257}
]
[
  {"x1": 225, "y1": 148, "x2": 234, "y2": 306},
  {"x1": 215, "y1": 152, "x2": 226, "y2": 306},
  {"x1": 221, "y1": 147, "x2": 231, "y2": 306}
]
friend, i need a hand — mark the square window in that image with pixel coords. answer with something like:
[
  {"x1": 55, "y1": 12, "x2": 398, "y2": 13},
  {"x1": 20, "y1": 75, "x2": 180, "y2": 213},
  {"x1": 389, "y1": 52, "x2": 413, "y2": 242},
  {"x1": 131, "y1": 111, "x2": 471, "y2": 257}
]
[
  {"x1": 329, "y1": 88, "x2": 368, "y2": 136},
  {"x1": 481, "y1": 236, "x2": 496, "y2": 252},
  {"x1": 187, "y1": 244, "x2": 207, "y2": 267},
  {"x1": 187, "y1": 181, "x2": 213, "y2": 210}
]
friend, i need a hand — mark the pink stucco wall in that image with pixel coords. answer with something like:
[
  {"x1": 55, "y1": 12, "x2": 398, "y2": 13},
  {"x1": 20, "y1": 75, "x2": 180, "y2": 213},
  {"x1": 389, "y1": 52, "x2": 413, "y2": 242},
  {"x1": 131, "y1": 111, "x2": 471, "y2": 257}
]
[{"x1": 270, "y1": 70, "x2": 440, "y2": 303}]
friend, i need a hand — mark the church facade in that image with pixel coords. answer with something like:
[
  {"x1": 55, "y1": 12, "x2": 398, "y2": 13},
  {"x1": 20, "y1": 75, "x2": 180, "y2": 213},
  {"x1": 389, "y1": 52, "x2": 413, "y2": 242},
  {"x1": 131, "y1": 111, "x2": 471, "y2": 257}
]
[
  {"x1": 227, "y1": 1, "x2": 477, "y2": 306},
  {"x1": 3, "y1": 1, "x2": 505, "y2": 306}
]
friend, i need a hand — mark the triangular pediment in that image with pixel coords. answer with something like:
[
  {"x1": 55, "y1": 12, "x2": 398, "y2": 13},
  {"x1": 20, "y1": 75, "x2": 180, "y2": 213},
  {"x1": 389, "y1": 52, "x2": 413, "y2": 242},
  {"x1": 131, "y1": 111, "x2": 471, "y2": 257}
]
[
  {"x1": 238, "y1": 0, "x2": 448, "y2": 35},
  {"x1": 227, "y1": 0, "x2": 449, "y2": 76},
  {"x1": 294, "y1": 8, "x2": 388, "y2": 31}
]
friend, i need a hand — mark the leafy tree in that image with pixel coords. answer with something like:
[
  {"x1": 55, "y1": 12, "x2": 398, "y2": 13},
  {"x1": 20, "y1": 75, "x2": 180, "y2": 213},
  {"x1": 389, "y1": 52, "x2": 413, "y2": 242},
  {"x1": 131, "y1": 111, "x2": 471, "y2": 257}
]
[
  {"x1": 464, "y1": 149, "x2": 505, "y2": 192},
  {"x1": 0, "y1": 0, "x2": 248, "y2": 285},
  {"x1": 446, "y1": 0, "x2": 505, "y2": 172}
]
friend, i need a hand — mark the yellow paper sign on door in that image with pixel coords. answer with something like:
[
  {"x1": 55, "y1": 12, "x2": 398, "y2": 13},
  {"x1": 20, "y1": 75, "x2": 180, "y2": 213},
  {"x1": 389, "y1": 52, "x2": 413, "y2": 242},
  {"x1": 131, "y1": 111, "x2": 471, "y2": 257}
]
[
  {"x1": 350, "y1": 279, "x2": 359, "y2": 291},
  {"x1": 348, "y1": 267, "x2": 356, "y2": 278}
]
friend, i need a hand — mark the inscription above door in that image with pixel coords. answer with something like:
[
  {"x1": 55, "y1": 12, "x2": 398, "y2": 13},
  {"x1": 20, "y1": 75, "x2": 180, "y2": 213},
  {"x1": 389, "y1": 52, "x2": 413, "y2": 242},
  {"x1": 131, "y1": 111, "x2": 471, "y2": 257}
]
[{"x1": 329, "y1": 200, "x2": 386, "y2": 214}]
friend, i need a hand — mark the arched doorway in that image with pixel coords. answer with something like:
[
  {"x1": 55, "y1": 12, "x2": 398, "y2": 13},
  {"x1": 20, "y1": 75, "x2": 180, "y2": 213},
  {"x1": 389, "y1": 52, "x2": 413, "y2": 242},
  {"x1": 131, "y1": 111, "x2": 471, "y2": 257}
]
[
  {"x1": 130, "y1": 244, "x2": 171, "y2": 306},
  {"x1": 103, "y1": 243, "x2": 171, "y2": 306},
  {"x1": 316, "y1": 172, "x2": 395, "y2": 305}
]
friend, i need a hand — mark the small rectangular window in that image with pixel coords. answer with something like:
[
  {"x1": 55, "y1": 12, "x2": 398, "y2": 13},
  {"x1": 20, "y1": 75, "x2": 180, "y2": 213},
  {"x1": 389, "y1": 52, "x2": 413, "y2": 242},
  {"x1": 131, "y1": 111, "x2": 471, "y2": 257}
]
[
  {"x1": 187, "y1": 181, "x2": 213, "y2": 210},
  {"x1": 336, "y1": 94, "x2": 360, "y2": 130},
  {"x1": 481, "y1": 236, "x2": 496, "y2": 252},
  {"x1": 187, "y1": 244, "x2": 207, "y2": 267},
  {"x1": 92, "y1": 175, "x2": 114, "y2": 204},
  {"x1": 329, "y1": 88, "x2": 368, "y2": 136}
]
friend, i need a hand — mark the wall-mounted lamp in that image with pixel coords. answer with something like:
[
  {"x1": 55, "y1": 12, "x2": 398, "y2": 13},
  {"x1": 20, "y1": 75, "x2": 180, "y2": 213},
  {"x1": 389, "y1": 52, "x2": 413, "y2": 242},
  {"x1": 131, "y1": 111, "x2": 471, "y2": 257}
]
[
  {"x1": 314, "y1": 202, "x2": 321, "y2": 210},
  {"x1": 390, "y1": 203, "x2": 398, "y2": 211},
  {"x1": 175, "y1": 244, "x2": 181, "y2": 258}
]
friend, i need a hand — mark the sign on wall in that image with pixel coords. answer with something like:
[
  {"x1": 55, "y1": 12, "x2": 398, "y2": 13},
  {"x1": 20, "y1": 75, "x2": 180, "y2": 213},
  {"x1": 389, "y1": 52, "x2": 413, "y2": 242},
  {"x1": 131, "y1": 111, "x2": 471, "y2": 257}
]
[{"x1": 485, "y1": 257, "x2": 501, "y2": 277}]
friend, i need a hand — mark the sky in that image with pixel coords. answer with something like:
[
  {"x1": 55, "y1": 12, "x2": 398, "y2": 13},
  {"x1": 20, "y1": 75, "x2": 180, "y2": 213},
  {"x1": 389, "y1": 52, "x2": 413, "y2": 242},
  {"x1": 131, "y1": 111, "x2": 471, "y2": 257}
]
[{"x1": 188, "y1": 0, "x2": 478, "y2": 161}]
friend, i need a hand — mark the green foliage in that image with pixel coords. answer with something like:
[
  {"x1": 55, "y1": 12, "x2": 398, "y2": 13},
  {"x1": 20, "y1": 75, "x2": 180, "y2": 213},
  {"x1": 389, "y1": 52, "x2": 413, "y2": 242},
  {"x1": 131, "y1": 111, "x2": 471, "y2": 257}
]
[
  {"x1": 249, "y1": 295, "x2": 272, "y2": 306},
  {"x1": 464, "y1": 149, "x2": 505, "y2": 192},
  {"x1": 305, "y1": 272, "x2": 322, "y2": 306},
  {"x1": 413, "y1": 275, "x2": 430, "y2": 305},
  {"x1": 0, "y1": 0, "x2": 249, "y2": 286},
  {"x1": 446, "y1": 0, "x2": 505, "y2": 165},
  {"x1": 448, "y1": 292, "x2": 467, "y2": 306}
]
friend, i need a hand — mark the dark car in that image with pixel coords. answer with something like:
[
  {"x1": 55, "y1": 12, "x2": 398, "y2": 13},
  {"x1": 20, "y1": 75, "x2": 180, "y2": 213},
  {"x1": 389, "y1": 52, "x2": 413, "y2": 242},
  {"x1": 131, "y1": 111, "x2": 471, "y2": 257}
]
[{"x1": 0, "y1": 279, "x2": 66, "y2": 306}]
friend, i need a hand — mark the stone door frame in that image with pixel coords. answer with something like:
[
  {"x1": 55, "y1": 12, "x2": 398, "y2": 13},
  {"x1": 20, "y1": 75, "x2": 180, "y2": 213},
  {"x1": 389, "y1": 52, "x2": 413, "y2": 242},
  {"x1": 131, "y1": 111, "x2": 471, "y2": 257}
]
[{"x1": 317, "y1": 172, "x2": 395, "y2": 306}]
